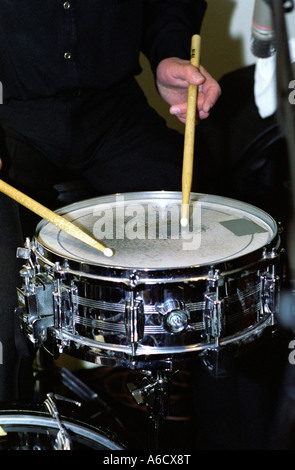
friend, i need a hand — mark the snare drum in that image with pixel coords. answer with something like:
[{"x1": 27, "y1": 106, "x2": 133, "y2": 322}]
[{"x1": 16, "y1": 192, "x2": 282, "y2": 369}]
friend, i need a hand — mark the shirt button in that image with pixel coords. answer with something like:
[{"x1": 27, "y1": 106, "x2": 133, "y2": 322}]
[
  {"x1": 63, "y1": 1, "x2": 71, "y2": 9},
  {"x1": 64, "y1": 51, "x2": 72, "y2": 60}
]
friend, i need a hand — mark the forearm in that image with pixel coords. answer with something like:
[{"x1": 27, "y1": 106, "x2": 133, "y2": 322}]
[{"x1": 142, "y1": 0, "x2": 207, "y2": 75}]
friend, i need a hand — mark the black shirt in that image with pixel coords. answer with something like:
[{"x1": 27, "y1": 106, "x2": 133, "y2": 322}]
[{"x1": 0, "y1": 0, "x2": 206, "y2": 102}]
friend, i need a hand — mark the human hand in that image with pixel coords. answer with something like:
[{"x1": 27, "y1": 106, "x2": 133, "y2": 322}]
[{"x1": 156, "y1": 58, "x2": 221, "y2": 124}]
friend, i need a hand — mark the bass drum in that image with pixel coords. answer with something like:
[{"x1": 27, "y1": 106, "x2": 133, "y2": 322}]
[
  {"x1": 17, "y1": 191, "x2": 282, "y2": 370},
  {"x1": 0, "y1": 404, "x2": 124, "y2": 450}
]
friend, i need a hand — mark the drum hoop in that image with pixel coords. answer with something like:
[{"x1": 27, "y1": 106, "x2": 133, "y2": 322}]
[
  {"x1": 34, "y1": 191, "x2": 279, "y2": 285},
  {"x1": 0, "y1": 412, "x2": 123, "y2": 450},
  {"x1": 33, "y1": 235, "x2": 281, "y2": 286}
]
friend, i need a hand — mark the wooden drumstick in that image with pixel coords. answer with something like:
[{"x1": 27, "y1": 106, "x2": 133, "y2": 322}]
[
  {"x1": 0, "y1": 179, "x2": 114, "y2": 257},
  {"x1": 181, "y1": 34, "x2": 201, "y2": 227}
]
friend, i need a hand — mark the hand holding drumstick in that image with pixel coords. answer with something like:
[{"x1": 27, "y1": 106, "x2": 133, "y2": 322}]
[{"x1": 156, "y1": 35, "x2": 221, "y2": 226}]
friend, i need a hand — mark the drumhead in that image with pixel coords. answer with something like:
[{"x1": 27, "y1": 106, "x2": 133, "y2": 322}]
[{"x1": 36, "y1": 192, "x2": 277, "y2": 270}]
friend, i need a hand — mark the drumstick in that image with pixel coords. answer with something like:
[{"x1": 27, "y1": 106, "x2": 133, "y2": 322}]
[
  {"x1": 0, "y1": 178, "x2": 114, "y2": 257},
  {"x1": 181, "y1": 34, "x2": 201, "y2": 227}
]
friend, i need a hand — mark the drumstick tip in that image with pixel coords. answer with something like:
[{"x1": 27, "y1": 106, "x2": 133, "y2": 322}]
[
  {"x1": 181, "y1": 217, "x2": 188, "y2": 227},
  {"x1": 103, "y1": 247, "x2": 114, "y2": 257}
]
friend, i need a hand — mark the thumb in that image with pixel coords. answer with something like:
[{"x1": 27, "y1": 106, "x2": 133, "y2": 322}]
[{"x1": 173, "y1": 62, "x2": 205, "y2": 86}]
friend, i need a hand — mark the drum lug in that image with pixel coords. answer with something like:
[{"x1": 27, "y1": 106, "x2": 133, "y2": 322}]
[
  {"x1": 156, "y1": 299, "x2": 190, "y2": 333},
  {"x1": 53, "y1": 263, "x2": 78, "y2": 333},
  {"x1": 260, "y1": 271, "x2": 280, "y2": 322},
  {"x1": 203, "y1": 269, "x2": 225, "y2": 345},
  {"x1": 125, "y1": 296, "x2": 145, "y2": 355}
]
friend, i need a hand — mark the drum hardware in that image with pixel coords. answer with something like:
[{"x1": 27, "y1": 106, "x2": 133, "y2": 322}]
[
  {"x1": 260, "y1": 247, "x2": 281, "y2": 323},
  {"x1": 43, "y1": 393, "x2": 81, "y2": 450},
  {"x1": 17, "y1": 289, "x2": 54, "y2": 349},
  {"x1": 15, "y1": 192, "x2": 283, "y2": 371},
  {"x1": 16, "y1": 245, "x2": 79, "y2": 350},
  {"x1": 52, "y1": 262, "x2": 78, "y2": 334},
  {"x1": 201, "y1": 269, "x2": 228, "y2": 376},
  {"x1": 127, "y1": 369, "x2": 177, "y2": 450},
  {"x1": 0, "y1": 402, "x2": 125, "y2": 450},
  {"x1": 203, "y1": 269, "x2": 225, "y2": 346},
  {"x1": 200, "y1": 252, "x2": 281, "y2": 377},
  {"x1": 125, "y1": 295, "x2": 145, "y2": 357},
  {"x1": 58, "y1": 366, "x2": 133, "y2": 444},
  {"x1": 155, "y1": 299, "x2": 190, "y2": 334},
  {"x1": 30, "y1": 352, "x2": 131, "y2": 447},
  {"x1": 260, "y1": 271, "x2": 280, "y2": 322},
  {"x1": 200, "y1": 346, "x2": 235, "y2": 378},
  {"x1": 31, "y1": 353, "x2": 131, "y2": 448}
]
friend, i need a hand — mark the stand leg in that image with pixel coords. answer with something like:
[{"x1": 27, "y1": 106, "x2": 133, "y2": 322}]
[{"x1": 128, "y1": 370, "x2": 174, "y2": 450}]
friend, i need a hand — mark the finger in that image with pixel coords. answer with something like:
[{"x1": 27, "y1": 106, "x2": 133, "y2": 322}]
[
  {"x1": 199, "y1": 81, "x2": 221, "y2": 113},
  {"x1": 169, "y1": 61, "x2": 205, "y2": 87},
  {"x1": 198, "y1": 110, "x2": 210, "y2": 120},
  {"x1": 174, "y1": 114, "x2": 201, "y2": 125},
  {"x1": 170, "y1": 103, "x2": 186, "y2": 116},
  {"x1": 169, "y1": 88, "x2": 205, "y2": 116},
  {"x1": 170, "y1": 96, "x2": 207, "y2": 119},
  {"x1": 169, "y1": 106, "x2": 187, "y2": 123},
  {"x1": 190, "y1": 69, "x2": 206, "y2": 86},
  {"x1": 197, "y1": 91, "x2": 212, "y2": 115},
  {"x1": 169, "y1": 103, "x2": 200, "y2": 124}
]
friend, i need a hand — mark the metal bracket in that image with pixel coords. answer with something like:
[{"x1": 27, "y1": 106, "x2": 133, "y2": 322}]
[
  {"x1": 44, "y1": 393, "x2": 81, "y2": 450},
  {"x1": 17, "y1": 265, "x2": 55, "y2": 348},
  {"x1": 125, "y1": 295, "x2": 145, "y2": 356},
  {"x1": 260, "y1": 247, "x2": 281, "y2": 323},
  {"x1": 53, "y1": 283, "x2": 78, "y2": 333},
  {"x1": 260, "y1": 271, "x2": 280, "y2": 322},
  {"x1": 203, "y1": 269, "x2": 225, "y2": 345}
]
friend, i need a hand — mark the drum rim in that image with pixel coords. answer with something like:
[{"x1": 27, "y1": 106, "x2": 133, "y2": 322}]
[
  {"x1": 34, "y1": 191, "x2": 279, "y2": 284},
  {"x1": 0, "y1": 409, "x2": 124, "y2": 450}
]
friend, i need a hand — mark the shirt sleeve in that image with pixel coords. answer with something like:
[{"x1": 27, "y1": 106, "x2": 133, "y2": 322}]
[{"x1": 142, "y1": 0, "x2": 207, "y2": 75}]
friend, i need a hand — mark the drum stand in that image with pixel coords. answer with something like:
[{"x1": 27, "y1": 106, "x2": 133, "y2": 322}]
[{"x1": 128, "y1": 369, "x2": 176, "y2": 450}]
